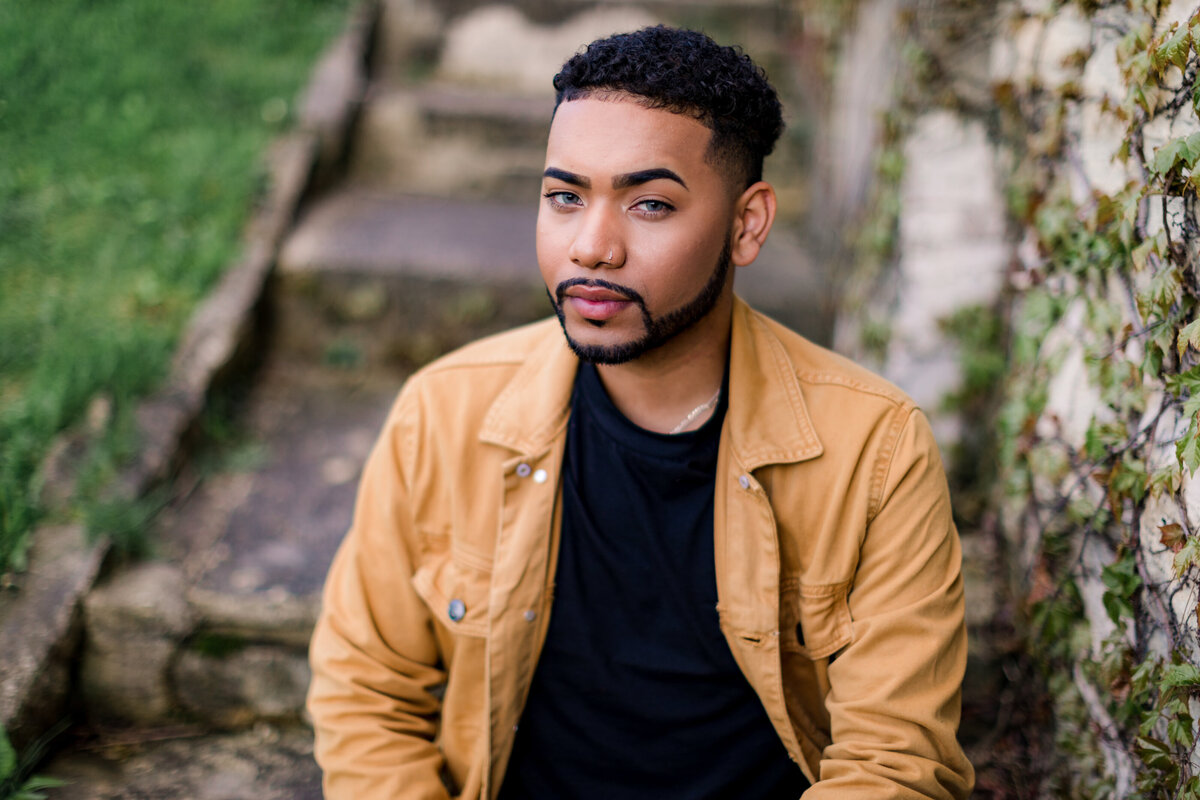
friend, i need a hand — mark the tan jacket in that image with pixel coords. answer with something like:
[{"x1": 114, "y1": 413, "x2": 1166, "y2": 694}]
[{"x1": 308, "y1": 298, "x2": 974, "y2": 799}]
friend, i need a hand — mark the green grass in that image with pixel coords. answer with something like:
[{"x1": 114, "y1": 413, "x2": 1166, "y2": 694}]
[{"x1": 0, "y1": 0, "x2": 352, "y2": 572}]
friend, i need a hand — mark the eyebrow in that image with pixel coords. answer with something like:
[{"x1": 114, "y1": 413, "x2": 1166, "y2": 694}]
[
  {"x1": 543, "y1": 167, "x2": 590, "y2": 189},
  {"x1": 612, "y1": 168, "x2": 688, "y2": 191},
  {"x1": 542, "y1": 166, "x2": 689, "y2": 191}
]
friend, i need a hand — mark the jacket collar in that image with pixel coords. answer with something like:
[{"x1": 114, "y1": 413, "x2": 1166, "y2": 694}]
[
  {"x1": 478, "y1": 324, "x2": 578, "y2": 455},
  {"x1": 479, "y1": 297, "x2": 824, "y2": 468},
  {"x1": 724, "y1": 297, "x2": 823, "y2": 470}
]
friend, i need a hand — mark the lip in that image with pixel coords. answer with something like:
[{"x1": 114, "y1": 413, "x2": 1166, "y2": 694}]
[
  {"x1": 564, "y1": 285, "x2": 630, "y2": 302},
  {"x1": 566, "y1": 295, "x2": 630, "y2": 321}
]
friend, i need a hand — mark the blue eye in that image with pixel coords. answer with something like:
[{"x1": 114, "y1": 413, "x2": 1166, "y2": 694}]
[
  {"x1": 635, "y1": 199, "x2": 674, "y2": 216},
  {"x1": 543, "y1": 191, "x2": 581, "y2": 208}
]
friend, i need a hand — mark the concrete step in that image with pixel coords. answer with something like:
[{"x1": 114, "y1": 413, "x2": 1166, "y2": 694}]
[
  {"x1": 273, "y1": 189, "x2": 550, "y2": 368},
  {"x1": 40, "y1": 722, "x2": 321, "y2": 800},
  {"x1": 359, "y1": 3, "x2": 806, "y2": 200},
  {"x1": 274, "y1": 187, "x2": 832, "y2": 370},
  {"x1": 348, "y1": 83, "x2": 551, "y2": 199},
  {"x1": 76, "y1": 361, "x2": 402, "y2": 731},
  {"x1": 377, "y1": 0, "x2": 794, "y2": 91}
]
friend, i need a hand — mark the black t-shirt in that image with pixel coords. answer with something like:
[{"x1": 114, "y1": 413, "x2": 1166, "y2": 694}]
[{"x1": 497, "y1": 363, "x2": 809, "y2": 799}]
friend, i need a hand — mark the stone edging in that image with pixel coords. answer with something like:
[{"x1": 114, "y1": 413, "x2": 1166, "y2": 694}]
[{"x1": 0, "y1": 0, "x2": 379, "y2": 757}]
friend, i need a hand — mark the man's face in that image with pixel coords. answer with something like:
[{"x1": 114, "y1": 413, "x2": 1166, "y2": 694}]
[{"x1": 537, "y1": 96, "x2": 738, "y2": 365}]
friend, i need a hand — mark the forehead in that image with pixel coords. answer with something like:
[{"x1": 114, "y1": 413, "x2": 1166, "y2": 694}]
[{"x1": 544, "y1": 96, "x2": 716, "y2": 182}]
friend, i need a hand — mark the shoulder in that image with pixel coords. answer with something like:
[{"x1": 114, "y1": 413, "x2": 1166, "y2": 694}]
[
  {"x1": 747, "y1": 308, "x2": 913, "y2": 410},
  {"x1": 383, "y1": 317, "x2": 562, "y2": 431}
]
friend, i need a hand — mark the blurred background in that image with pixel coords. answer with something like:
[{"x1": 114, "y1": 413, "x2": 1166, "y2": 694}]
[{"x1": 3, "y1": 1, "x2": 1200, "y2": 797}]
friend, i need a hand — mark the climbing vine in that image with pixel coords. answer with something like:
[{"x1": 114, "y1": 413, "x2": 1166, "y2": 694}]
[{"x1": 997, "y1": 1, "x2": 1200, "y2": 795}]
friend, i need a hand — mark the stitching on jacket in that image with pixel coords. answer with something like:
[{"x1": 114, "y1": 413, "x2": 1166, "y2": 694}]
[
  {"x1": 868, "y1": 406, "x2": 916, "y2": 522},
  {"x1": 735, "y1": 314, "x2": 818, "y2": 464},
  {"x1": 452, "y1": 542, "x2": 494, "y2": 572},
  {"x1": 796, "y1": 371, "x2": 908, "y2": 405}
]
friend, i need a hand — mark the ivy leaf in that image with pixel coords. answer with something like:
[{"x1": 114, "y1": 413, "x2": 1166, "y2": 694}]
[
  {"x1": 1137, "y1": 266, "x2": 1182, "y2": 318},
  {"x1": 1102, "y1": 592, "x2": 1136, "y2": 625},
  {"x1": 1153, "y1": 137, "x2": 1189, "y2": 175},
  {"x1": 1152, "y1": 24, "x2": 1192, "y2": 73},
  {"x1": 1184, "y1": 392, "x2": 1200, "y2": 420},
  {"x1": 1131, "y1": 235, "x2": 1160, "y2": 271},
  {"x1": 1085, "y1": 420, "x2": 1125, "y2": 461},
  {"x1": 1177, "y1": 428, "x2": 1200, "y2": 473},
  {"x1": 1173, "y1": 535, "x2": 1200, "y2": 578},
  {"x1": 1143, "y1": 339, "x2": 1166, "y2": 376},
  {"x1": 1162, "y1": 663, "x2": 1200, "y2": 689},
  {"x1": 1178, "y1": 318, "x2": 1200, "y2": 358},
  {"x1": 1160, "y1": 523, "x2": 1187, "y2": 552},
  {"x1": 1103, "y1": 552, "x2": 1142, "y2": 594},
  {"x1": 1186, "y1": 131, "x2": 1200, "y2": 165},
  {"x1": 1136, "y1": 735, "x2": 1176, "y2": 771},
  {"x1": 1166, "y1": 365, "x2": 1200, "y2": 395},
  {"x1": 1149, "y1": 466, "x2": 1182, "y2": 496},
  {"x1": 1168, "y1": 712, "x2": 1196, "y2": 749}
]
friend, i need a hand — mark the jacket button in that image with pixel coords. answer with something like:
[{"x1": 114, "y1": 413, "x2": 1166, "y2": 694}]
[
  {"x1": 738, "y1": 474, "x2": 751, "y2": 490},
  {"x1": 448, "y1": 598, "x2": 466, "y2": 622},
  {"x1": 516, "y1": 463, "x2": 532, "y2": 478}
]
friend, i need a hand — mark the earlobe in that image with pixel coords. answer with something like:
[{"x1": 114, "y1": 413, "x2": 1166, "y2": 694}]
[{"x1": 730, "y1": 181, "x2": 777, "y2": 267}]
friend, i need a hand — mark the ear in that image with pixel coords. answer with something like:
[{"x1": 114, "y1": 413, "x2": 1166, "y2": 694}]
[{"x1": 729, "y1": 181, "x2": 777, "y2": 267}]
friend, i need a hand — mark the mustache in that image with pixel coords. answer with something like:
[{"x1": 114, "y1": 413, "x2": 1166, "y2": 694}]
[{"x1": 554, "y1": 277, "x2": 645, "y2": 306}]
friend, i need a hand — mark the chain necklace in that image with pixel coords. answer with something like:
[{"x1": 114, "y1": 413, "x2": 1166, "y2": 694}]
[{"x1": 669, "y1": 388, "x2": 721, "y2": 434}]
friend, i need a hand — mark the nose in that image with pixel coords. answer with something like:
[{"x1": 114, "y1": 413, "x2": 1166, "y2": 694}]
[{"x1": 568, "y1": 205, "x2": 624, "y2": 269}]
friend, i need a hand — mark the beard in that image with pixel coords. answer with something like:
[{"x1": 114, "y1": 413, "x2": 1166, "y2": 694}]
[{"x1": 548, "y1": 235, "x2": 733, "y2": 365}]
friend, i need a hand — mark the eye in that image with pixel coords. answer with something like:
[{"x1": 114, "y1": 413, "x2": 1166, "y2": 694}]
[
  {"x1": 633, "y1": 198, "x2": 674, "y2": 217},
  {"x1": 543, "y1": 190, "x2": 582, "y2": 209}
]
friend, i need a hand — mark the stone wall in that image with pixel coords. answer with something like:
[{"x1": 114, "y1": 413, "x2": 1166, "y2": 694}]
[{"x1": 834, "y1": 0, "x2": 1200, "y2": 792}]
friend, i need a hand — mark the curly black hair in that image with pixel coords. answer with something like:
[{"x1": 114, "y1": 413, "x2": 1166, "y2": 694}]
[{"x1": 552, "y1": 25, "x2": 784, "y2": 190}]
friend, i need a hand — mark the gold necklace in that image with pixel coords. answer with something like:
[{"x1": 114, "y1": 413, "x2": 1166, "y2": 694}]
[{"x1": 670, "y1": 388, "x2": 721, "y2": 434}]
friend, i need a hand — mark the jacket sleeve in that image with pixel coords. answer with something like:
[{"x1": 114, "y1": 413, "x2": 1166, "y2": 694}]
[
  {"x1": 807, "y1": 407, "x2": 975, "y2": 799},
  {"x1": 307, "y1": 391, "x2": 452, "y2": 800}
]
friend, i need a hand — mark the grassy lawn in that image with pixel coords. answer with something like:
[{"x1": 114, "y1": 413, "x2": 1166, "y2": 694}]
[{"x1": 0, "y1": 0, "x2": 351, "y2": 572}]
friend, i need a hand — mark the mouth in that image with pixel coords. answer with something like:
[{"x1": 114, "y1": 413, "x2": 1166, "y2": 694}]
[{"x1": 557, "y1": 279, "x2": 640, "y2": 322}]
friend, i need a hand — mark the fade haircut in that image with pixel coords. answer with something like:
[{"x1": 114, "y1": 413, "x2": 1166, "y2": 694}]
[{"x1": 552, "y1": 25, "x2": 784, "y2": 191}]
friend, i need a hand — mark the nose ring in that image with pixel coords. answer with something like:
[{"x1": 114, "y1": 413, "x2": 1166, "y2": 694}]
[{"x1": 606, "y1": 248, "x2": 613, "y2": 262}]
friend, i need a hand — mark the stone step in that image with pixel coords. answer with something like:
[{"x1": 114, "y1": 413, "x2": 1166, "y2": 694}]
[
  {"x1": 77, "y1": 362, "x2": 402, "y2": 731},
  {"x1": 273, "y1": 189, "x2": 550, "y2": 368},
  {"x1": 377, "y1": 0, "x2": 793, "y2": 92},
  {"x1": 358, "y1": 2, "x2": 805, "y2": 199},
  {"x1": 274, "y1": 187, "x2": 832, "y2": 370},
  {"x1": 40, "y1": 722, "x2": 321, "y2": 800},
  {"x1": 348, "y1": 83, "x2": 551, "y2": 199}
]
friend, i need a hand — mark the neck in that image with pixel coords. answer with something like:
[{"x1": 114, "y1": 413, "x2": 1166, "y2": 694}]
[{"x1": 594, "y1": 295, "x2": 732, "y2": 434}]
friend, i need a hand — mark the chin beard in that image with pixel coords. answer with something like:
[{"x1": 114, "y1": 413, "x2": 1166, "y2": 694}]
[{"x1": 549, "y1": 235, "x2": 732, "y2": 365}]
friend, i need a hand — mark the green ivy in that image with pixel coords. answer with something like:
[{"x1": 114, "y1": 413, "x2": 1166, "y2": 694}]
[{"x1": 997, "y1": 2, "x2": 1200, "y2": 795}]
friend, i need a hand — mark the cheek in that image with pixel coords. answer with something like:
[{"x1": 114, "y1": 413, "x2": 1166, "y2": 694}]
[
  {"x1": 535, "y1": 216, "x2": 567, "y2": 280},
  {"x1": 641, "y1": 229, "x2": 726, "y2": 298}
]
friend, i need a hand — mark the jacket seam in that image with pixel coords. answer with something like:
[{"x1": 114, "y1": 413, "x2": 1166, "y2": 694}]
[
  {"x1": 796, "y1": 372, "x2": 908, "y2": 405},
  {"x1": 867, "y1": 405, "x2": 916, "y2": 522}
]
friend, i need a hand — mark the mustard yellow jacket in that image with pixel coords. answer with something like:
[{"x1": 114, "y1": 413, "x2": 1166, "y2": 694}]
[{"x1": 308, "y1": 298, "x2": 974, "y2": 799}]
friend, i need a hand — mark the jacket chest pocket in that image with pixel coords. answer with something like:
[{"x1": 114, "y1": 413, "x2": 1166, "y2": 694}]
[
  {"x1": 781, "y1": 579, "x2": 852, "y2": 659},
  {"x1": 412, "y1": 555, "x2": 493, "y2": 638}
]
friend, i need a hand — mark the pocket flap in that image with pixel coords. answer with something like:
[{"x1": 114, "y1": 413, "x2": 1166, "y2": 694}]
[
  {"x1": 783, "y1": 580, "x2": 852, "y2": 659},
  {"x1": 412, "y1": 557, "x2": 491, "y2": 638}
]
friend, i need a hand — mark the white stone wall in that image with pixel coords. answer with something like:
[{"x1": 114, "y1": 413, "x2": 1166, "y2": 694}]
[
  {"x1": 842, "y1": 0, "x2": 1200, "y2": 785},
  {"x1": 882, "y1": 111, "x2": 1009, "y2": 445}
]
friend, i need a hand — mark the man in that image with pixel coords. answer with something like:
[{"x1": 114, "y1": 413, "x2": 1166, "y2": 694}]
[{"x1": 308, "y1": 25, "x2": 974, "y2": 799}]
